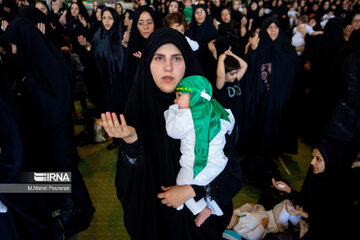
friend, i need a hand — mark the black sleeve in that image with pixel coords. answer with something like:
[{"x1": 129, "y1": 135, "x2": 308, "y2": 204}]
[
  {"x1": 122, "y1": 139, "x2": 141, "y2": 158},
  {"x1": 23, "y1": 75, "x2": 68, "y2": 128},
  {"x1": 208, "y1": 142, "x2": 243, "y2": 205},
  {"x1": 191, "y1": 185, "x2": 206, "y2": 201}
]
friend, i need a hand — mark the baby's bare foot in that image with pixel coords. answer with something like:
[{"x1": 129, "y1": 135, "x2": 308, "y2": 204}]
[
  {"x1": 227, "y1": 214, "x2": 239, "y2": 229},
  {"x1": 195, "y1": 207, "x2": 212, "y2": 227}
]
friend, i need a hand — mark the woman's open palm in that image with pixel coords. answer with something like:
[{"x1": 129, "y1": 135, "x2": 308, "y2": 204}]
[{"x1": 100, "y1": 112, "x2": 138, "y2": 143}]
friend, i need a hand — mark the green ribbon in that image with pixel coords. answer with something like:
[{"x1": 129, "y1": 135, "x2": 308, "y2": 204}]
[{"x1": 176, "y1": 75, "x2": 230, "y2": 178}]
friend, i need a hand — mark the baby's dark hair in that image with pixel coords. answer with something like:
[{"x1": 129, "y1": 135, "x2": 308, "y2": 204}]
[
  {"x1": 299, "y1": 15, "x2": 309, "y2": 23},
  {"x1": 163, "y1": 12, "x2": 188, "y2": 30},
  {"x1": 224, "y1": 56, "x2": 240, "y2": 73}
]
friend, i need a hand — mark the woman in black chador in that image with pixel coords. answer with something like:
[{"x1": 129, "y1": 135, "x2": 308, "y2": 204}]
[
  {"x1": 91, "y1": 7, "x2": 126, "y2": 115},
  {"x1": 186, "y1": 4, "x2": 218, "y2": 75},
  {"x1": 100, "y1": 28, "x2": 243, "y2": 239},
  {"x1": 83, "y1": 7, "x2": 126, "y2": 149},
  {"x1": 123, "y1": 6, "x2": 160, "y2": 92},
  {"x1": 2, "y1": 18, "x2": 95, "y2": 234},
  {"x1": 243, "y1": 17, "x2": 302, "y2": 186}
]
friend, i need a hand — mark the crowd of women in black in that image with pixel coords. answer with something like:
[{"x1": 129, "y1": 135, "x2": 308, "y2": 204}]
[{"x1": 0, "y1": 0, "x2": 359, "y2": 239}]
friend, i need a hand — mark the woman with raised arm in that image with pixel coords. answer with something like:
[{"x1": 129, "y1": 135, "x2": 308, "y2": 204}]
[{"x1": 101, "y1": 28, "x2": 243, "y2": 240}]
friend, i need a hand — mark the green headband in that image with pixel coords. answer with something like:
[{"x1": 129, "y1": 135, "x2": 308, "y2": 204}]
[{"x1": 176, "y1": 75, "x2": 230, "y2": 178}]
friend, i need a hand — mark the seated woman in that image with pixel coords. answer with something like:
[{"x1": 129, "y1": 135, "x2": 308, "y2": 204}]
[{"x1": 271, "y1": 142, "x2": 356, "y2": 239}]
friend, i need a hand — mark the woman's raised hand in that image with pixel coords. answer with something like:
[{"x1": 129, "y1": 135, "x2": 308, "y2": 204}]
[
  {"x1": 249, "y1": 33, "x2": 260, "y2": 50},
  {"x1": 272, "y1": 178, "x2": 291, "y2": 193},
  {"x1": 100, "y1": 112, "x2": 138, "y2": 143},
  {"x1": 79, "y1": 15, "x2": 88, "y2": 28},
  {"x1": 37, "y1": 23, "x2": 46, "y2": 35}
]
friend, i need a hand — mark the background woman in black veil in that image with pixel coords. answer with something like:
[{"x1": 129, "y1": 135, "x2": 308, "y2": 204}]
[
  {"x1": 2, "y1": 18, "x2": 95, "y2": 235},
  {"x1": 243, "y1": 17, "x2": 302, "y2": 187},
  {"x1": 186, "y1": 4, "x2": 218, "y2": 78},
  {"x1": 79, "y1": 7, "x2": 126, "y2": 150},
  {"x1": 123, "y1": 5, "x2": 160, "y2": 93},
  {"x1": 0, "y1": 54, "x2": 48, "y2": 240},
  {"x1": 101, "y1": 28, "x2": 242, "y2": 240}
]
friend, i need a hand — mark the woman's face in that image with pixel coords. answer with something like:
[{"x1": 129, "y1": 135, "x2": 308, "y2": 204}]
[
  {"x1": 150, "y1": 43, "x2": 186, "y2": 93},
  {"x1": 267, "y1": 22, "x2": 279, "y2": 41},
  {"x1": 352, "y1": 13, "x2": 360, "y2": 30},
  {"x1": 241, "y1": 16, "x2": 248, "y2": 25},
  {"x1": 70, "y1": 3, "x2": 80, "y2": 18},
  {"x1": 251, "y1": 2, "x2": 258, "y2": 11},
  {"x1": 137, "y1": 11, "x2": 154, "y2": 39},
  {"x1": 169, "y1": 1, "x2": 179, "y2": 13},
  {"x1": 233, "y1": 1, "x2": 240, "y2": 10},
  {"x1": 221, "y1": 9, "x2": 231, "y2": 23},
  {"x1": 312, "y1": 4, "x2": 319, "y2": 11},
  {"x1": 93, "y1": 1, "x2": 99, "y2": 12},
  {"x1": 310, "y1": 148, "x2": 326, "y2": 174},
  {"x1": 309, "y1": 18, "x2": 316, "y2": 27},
  {"x1": 215, "y1": 0, "x2": 221, "y2": 7},
  {"x1": 323, "y1": 1, "x2": 330, "y2": 9},
  {"x1": 194, "y1": 7, "x2": 206, "y2": 25},
  {"x1": 35, "y1": 2, "x2": 48, "y2": 15},
  {"x1": 259, "y1": 7, "x2": 264, "y2": 15},
  {"x1": 124, "y1": 12, "x2": 130, "y2": 26},
  {"x1": 96, "y1": 8, "x2": 102, "y2": 21},
  {"x1": 115, "y1": 4, "x2": 123, "y2": 15},
  {"x1": 102, "y1": 10, "x2": 114, "y2": 30}
]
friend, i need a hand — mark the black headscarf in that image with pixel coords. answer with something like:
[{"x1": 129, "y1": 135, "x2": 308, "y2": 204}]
[
  {"x1": 90, "y1": 4, "x2": 106, "y2": 38},
  {"x1": 187, "y1": 4, "x2": 218, "y2": 46},
  {"x1": 245, "y1": 17, "x2": 301, "y2": 154},
  {"x1": 65, "y1": 0, "x2": 89, "y2": 23},
  {"x1": 92, "y1": 7, "x2": 124, "y2": 85},
  {"x1": 125, "y1": 28, "x2": 202, "y2": 139},
  {"x1": 18, "y1": 5, "x2": 48, "y2": 24},
  {"x1": 2, "y1": 18, "x2": 71, "y2": 128},
  {"x1": 127, "y1": 6, "x2": 160, "y2": 56},
  {"x1": 123, "y1": 6, "x2": 160, "y2": 89},
  {"x1": 18, "y1": 5, "x2": 64, "y2": 49}
]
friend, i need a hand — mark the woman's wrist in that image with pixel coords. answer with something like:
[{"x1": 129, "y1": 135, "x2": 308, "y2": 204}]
[
  {"x1": 85, "y1": 42, "x2": 91, "y2": 51},
  {"x1": 123, "y1": 133, "x2": 138, "y2": 144}
]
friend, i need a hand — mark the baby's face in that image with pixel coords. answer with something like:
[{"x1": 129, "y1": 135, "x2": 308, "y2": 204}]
[
  {"x1": 170, "y1": 23, "x2": 185, "y2": 35},
  {"x1": 174, "y1": 92, "x2": 190, "y2": 109}
]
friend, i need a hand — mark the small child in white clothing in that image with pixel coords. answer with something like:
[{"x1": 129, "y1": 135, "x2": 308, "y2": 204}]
[
  {"x1": 291, "y1": 15, "x2": 323, "y2": 55},
  {"x1": 164, "y1": 75, "x2": 235, "y2": 227},
  {"x1": 287, "y1": 4, "x2": 299, "y2": 28},
  {"x1": 163, "y1": 12, "x2": 199, "y2": 51},
  {"x1": 226, "y1": 200, "x2": 309, "y2": 240}
]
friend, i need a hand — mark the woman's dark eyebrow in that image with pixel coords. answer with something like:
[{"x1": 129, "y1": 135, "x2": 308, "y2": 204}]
[{"x1": 153, "y1": 53, "x2": 183, "y2": 57}]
